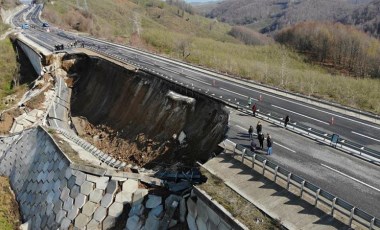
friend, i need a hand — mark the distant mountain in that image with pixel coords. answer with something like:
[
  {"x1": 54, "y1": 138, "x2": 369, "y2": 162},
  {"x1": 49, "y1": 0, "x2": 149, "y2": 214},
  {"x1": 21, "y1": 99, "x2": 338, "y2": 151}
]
[
  {"x1": 205, "y1": 0, "x2": 374, "y2": 33},
  {"x1": 340, "y1": 0, "x2": 380, "y2": 37}
]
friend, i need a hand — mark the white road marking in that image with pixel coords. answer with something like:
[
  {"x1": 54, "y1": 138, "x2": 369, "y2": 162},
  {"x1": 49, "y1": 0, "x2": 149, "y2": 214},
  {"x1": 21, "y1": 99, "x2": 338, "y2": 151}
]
[
  {"x1": 321, "y1": 164, "x2": 380, "y2": 192},
  {"x1": 272, "y1": 105, "x2": 330, "y2": 125},
  {"x1": 351, "y1": 131, "x2": 380, "y2": 143},
  {"x1": 236, "y1": 125, "x2": 247, "y2": 131},
  {"x1": 186, "y1": 76, "x2": 212, "y2": 86},
  {"x1": 274, "y1": 142, "x2": 296, "y2": 153},
  {"x1": 177, "y1": 67, "x2": 380, "y2": 130},
  {"x1": 220, "y1": 87, "x2": 250, "y2": 99},
  {"x1": 93, "y1": 37, "x2": 380, "y2": 130}
]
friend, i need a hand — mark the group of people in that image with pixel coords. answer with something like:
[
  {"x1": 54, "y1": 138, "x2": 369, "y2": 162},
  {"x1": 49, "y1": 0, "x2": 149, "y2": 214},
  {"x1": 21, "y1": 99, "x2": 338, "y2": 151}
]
[
  {"x1": 246, "y1": 101, "x2": 291, "y2": 156},
  {"x1": 248, "y1": 121, "x2": 272, "y2": 155}
]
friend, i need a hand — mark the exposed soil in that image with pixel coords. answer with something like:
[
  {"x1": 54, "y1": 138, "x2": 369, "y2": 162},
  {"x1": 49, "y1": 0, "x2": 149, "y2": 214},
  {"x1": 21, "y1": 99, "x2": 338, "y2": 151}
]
[
  {"x1": 0, "y1": 108, "x2": 22, "y2": 134},
  {"x1": 73, "y1": 116, "x2": 173, "y2": 167},
  {"x1": 67, "y1": 54, "x2": 229, "y2": 168},
  {"x1": 24, "y1": 89, "x2": 47, "y2": 110},
  {"x1": 0, "y1": 176, "x2": 21, "y2": 230}
]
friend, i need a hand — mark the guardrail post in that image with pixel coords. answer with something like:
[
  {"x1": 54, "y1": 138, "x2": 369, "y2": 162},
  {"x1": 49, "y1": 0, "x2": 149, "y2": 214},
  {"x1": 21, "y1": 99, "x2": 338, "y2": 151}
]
[
  {"x1": 262, "y1": 160, "x2": 267, "y2": 175},
  {"x1": 300, "y1": 181, "x2": 305, "y2": 197},
  {"x1": 314, "y1": 189, "x2": 320, "y2": 206},
  {"x1": 274, "y1": 166, "x2": 279, "y2": 182},
  {"x1": 330, "y1": 197, "x2": 337, "y2": 216},
  {"x1": 242, "y1": 149, "x2": 246, "y2": 163},
  {"x1": 286, "y1": 173, "x2": 291, "y2": 190},
  {"x1": 349, "y1": 207, "x2": 355, "y2": 227},
  {"x1": 370, "y1": 217, "x2": 375, "y2": 230},
  {"x1": 252, "y1": 154, "x2": 256, "y2": 169}
]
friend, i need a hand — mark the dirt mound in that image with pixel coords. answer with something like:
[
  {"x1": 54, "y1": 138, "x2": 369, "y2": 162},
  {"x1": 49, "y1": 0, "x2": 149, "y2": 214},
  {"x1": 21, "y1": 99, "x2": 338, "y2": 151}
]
[{"x1": 68, "y1": 55, "x2": 229, "y2": 168}]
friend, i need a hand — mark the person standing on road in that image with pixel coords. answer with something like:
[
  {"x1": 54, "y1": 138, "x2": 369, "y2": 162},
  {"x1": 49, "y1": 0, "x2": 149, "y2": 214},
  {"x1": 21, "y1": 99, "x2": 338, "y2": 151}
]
[
  {"x1": 266, "y1": 134, "x2": 273, "y2": 155},
  {"x1": 248, "y1": 125, "x2": 253, "y2": 140},
  {"x1": 252, "y1": 103, "x2": 257, "y2": 117},
  {"x1": 250, "y1": 139, "x2": 257, "y2": 151},
  {"x1": 256, "y1": 121, "x2": 262, "y2": 136},
  {"x1": 284, "y1": 115, "x2": 290, "y2": 128},
  {"x1": 258, "y1": 132, "x2": 264, "y2": 149}
]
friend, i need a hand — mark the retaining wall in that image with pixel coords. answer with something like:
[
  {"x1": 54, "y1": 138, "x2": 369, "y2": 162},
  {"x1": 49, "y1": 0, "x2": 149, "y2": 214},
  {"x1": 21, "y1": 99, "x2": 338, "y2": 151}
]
[
  {"x1": 16, "y1": 39, "x2": 44, "y2": 76},
  {"x1": 0, "y1": 126, "x2": 146, "y2": 229}
]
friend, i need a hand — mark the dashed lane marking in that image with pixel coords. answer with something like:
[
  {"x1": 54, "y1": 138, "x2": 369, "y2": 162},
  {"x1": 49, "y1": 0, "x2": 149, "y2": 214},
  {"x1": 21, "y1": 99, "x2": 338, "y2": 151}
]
[
  {"x1": 272, "y1": 105, "x2": 330, "y2": 125},
  {"x1": 321, "y1": 164, "x2": 380, "y2": 192},
  {"x1": 351, "y1": 131, "x2": 380, "y2": 143},
  {"x1": 220, "y1": 87, "x2": 251, "y2": 99},
  {"x1": 274, "y1": 142, "x2": 296, "y2": 153}
]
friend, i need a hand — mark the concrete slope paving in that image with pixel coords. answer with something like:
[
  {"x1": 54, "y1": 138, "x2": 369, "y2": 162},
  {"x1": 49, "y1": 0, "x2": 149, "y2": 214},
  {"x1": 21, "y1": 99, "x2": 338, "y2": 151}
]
[{"x1": 203, "y1": 154, "x2": 350, "y2": 230}]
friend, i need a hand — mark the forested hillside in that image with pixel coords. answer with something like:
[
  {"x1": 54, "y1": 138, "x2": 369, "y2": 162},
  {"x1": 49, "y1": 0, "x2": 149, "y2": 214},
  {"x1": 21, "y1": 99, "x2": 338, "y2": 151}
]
[
  {"x1": 340, "y1": 0, "x2": 380, "y2": 38},
  {"x1": 275, "y1": 22, "x2": 380, "y2": 78},
  {"x1": 204, "y1": 0, "x2": 376, "y2": 35},
  {"x1": 39, "y1": 0, "x2": 380, "y2": 113}
]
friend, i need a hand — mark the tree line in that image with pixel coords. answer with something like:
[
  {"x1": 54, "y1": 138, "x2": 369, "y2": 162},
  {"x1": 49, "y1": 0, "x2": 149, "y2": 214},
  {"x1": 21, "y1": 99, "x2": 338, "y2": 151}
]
[{"x1": 275, "y1": 22, "x2": 380, "y2": 78}]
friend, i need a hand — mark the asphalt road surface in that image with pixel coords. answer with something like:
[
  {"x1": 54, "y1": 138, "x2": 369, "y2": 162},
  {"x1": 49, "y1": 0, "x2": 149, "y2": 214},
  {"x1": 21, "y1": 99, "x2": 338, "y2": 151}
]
[{"x1": 11, "y1": 3, "x2": 380, "y2": 219}]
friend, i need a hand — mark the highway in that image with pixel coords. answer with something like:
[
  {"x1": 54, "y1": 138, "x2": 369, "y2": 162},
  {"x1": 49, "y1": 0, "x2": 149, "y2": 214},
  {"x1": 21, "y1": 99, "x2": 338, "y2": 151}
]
[
  {"x1": 227, "y1": 108, "x2": 380, "y2": 218},
  {"x1": 10, "y1": 3, "x2": 380, "y2": 220},
  {"x1": 26, "y1": 25, "x2": 380, "y2": 152}
]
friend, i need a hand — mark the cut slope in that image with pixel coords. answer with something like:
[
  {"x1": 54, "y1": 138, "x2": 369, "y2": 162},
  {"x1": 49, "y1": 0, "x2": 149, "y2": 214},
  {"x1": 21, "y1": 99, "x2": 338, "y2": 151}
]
[{"x1": 69, "y1": 54, "x2": 229, "y2": 167}]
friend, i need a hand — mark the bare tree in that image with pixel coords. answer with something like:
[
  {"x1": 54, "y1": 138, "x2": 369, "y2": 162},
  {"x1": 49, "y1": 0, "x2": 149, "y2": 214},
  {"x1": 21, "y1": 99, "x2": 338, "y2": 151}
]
[
  {"x1": 133, "y1": 12, "x2": 142, "y2": 36},
  {"x1": 176, "y1": 38, "x2": 192, "y2": 59}
]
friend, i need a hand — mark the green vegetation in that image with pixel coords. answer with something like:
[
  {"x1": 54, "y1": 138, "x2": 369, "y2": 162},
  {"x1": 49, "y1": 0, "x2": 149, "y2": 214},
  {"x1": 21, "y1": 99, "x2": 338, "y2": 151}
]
[
  {"x1": 41, "y1": 0, "x2": 380, "y2": 114},
  {"x1": 276, "y1": 22, "x2": 380, "y2": 78},
  {"x1": 198, "y1": 168, "x2": 280, "y2": 229},
  {"x1": 0, "y1": 176, "x2": 20, "y2": 230},
  {"x1": 0, "y1": 39, "x2": 18, "y2": 100},
  {"x1": 0, "y1": 22, "x2": 10, "y2": 35}
]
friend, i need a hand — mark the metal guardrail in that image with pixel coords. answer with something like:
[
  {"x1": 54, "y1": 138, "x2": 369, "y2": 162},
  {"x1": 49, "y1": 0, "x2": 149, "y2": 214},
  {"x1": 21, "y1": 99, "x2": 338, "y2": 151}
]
[
  {"x1": 22, "y1": 5, "x2": 380, "y2": 162},
  {"x1": 75, "y1": 43, "x2": 380, "y2": 163},
  {"x1": 248, "y1": 108, "x2": 380, "y2": 161},
  {"x1": 57, "y1": 128, "x2": 127, "y2": 170},
  {"x1": 223, "y1": 139, "x2": 380, "y2": 230}
]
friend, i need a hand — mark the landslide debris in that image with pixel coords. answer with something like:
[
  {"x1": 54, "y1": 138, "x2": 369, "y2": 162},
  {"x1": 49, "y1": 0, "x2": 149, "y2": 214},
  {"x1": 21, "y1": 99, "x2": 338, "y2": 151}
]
[{"x1": 67, "y1": 54, "x2": 229, "y2": 168}]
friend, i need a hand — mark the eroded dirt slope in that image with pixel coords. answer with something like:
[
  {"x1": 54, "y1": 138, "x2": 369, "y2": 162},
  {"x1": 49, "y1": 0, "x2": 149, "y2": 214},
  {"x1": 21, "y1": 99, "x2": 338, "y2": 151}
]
[{"x1": 68, "y1": 55, "x2": 229, "y2": 168}]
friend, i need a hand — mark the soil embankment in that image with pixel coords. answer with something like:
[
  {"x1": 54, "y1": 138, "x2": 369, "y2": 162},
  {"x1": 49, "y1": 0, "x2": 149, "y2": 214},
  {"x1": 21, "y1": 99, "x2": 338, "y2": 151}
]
[{"x1": 67, "y1": 54, "x2": 229, "y2": 168}]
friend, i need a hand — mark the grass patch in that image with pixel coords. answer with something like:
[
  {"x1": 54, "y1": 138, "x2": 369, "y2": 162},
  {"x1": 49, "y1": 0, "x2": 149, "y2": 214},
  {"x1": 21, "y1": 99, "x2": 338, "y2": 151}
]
[
  {"x1": 198, "y1": 167, "x2": 282, "y2": 230},
  {"x1": 0, "y1": 176, "x2": 21, "y2": 230},
  {"x1": 0, "y1": 39, "x2": 17, "y2": 99},
  {"x1": 43, "y1": 0, "x2": 380, "y2": 114},
  {"x1": 0, "y1": 22, "x2": 10, "y2": 35}
]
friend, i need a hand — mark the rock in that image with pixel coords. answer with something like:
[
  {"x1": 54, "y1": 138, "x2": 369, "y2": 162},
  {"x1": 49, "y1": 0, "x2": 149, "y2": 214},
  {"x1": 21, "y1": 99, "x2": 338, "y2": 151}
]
[
  {"x1": 144, "y1": 211, "x2": 160, "y2": 230},
  {"x1": 167, "y1": 181, "x2": 191, "y2": 192},
  {"x1": 169, "y1": 219, "x2": 178, "y2": 228},
  {"x1": 186, "y1": 214, "x2": 197, "y2": 230},
  {"x1": 19, "y1": 219, "x2": 31, "y2": 230},
  {"x1": 132, "y1": 188, "x2": 148, "y2": 205},
  {"x1": 93, "y1": 135, "x2": 100, "y2": 143},
  {"x1": 164, "y1": 194, "x2": 181, "y2": 210},
  {"x1": 145, "y1": 195, "x2": 162, "y2": 209},
  {"x1": 179, "y1": 197, "x2": 187, "y2": 223},
  {"x1": 128, "y1": 204, "x2": 144, "y2": 217},
  {"x1": 125, "y1": 215, "x2": 143, "y2": 230},
  {"x1": 149, "y1": 204, "x2": 163, "y2": 218}
]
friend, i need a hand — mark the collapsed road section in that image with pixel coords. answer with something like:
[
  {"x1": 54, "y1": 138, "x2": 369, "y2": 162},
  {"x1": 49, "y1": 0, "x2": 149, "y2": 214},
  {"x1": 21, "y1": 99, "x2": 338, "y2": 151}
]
[
  {"x1": 64, "y1": 53, "x2": 229, "y2": 169},
  {"x1": 0, "y1": 36, "x2": 258, "y2": 230}
]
